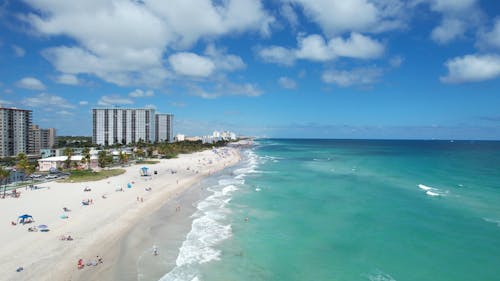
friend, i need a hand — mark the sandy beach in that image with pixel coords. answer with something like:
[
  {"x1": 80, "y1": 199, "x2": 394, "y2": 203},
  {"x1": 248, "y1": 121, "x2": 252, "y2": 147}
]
[{"x1": 0, "y1": 147, "x2": 240, "y2": 281}]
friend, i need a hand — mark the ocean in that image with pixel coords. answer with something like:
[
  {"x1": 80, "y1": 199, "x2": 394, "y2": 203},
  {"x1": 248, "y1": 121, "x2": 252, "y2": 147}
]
[{"x1": 159, "y1": 139, "x2": 500, "y2": 281}]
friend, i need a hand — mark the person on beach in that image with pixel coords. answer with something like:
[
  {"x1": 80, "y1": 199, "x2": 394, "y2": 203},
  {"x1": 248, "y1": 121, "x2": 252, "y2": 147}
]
[{"x1": 153, "y1": 246, "x2": 159, "y2": 256}]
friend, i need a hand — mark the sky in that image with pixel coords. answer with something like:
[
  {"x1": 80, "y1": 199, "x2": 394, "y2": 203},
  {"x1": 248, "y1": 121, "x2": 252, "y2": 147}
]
[{"x1": 1, "y1": 0, "x2": 500, "y2": 139}]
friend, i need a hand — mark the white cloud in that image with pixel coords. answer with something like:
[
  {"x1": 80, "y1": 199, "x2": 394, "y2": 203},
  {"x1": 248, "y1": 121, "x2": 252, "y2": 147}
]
[
  {"x1": 278, "y1": 77, "x2": 297, "y2": 89},
  {"x1": 22, "y1": 0, "x2": 273, "y2": 87},
  {"x1": 129, "y1": 89, "x2": 154, "y2": 98},
  {"x1": 291, "y1": 0, "x2": 406, "y2": 36},
  {"x1": 260, "y1": 33, "x2": 384, "y2": 65},
  {"x1": 428, "y1": 0, "x2": 477, "y2": 14},
  {"x1": 56, "y1": 73, "x2": 80, "y2": 85},
  {"x1": 97, "y1": 95, "x2": 134, "y2": 106},
  {"x1": 21, "y1": 93, "x2": 75, "y2": 109},
  {"x1": 389, "y1": 55, "x2": 404, "y2": 68},
  {"x1": 477, "y1": 19, "x2": 500, "y2": 50},
  {"x1": 330, "y1": 32, "x2": 384, "y2": 59},
  {"x1": 431, "y1": 18, "x2": 465, "y2": 44},
  {"x1": 144, "y1": 104, "x2": 157, "y2": 109},
  {"x1": 169, "y1": 52, "x2": 215, "y2": 77},
  {"x1": 12, "y1": 45, "x2": 26, "y2": 57},
  {"x1": 258, "y1": 46, "x2": 296, "y2": 66},
  {"x1": 188, "y1": 80, "x2": 262, "y2": 99},
  {"x1": 441, "y1": 54, "x2": 500, "y2": 83},
  {"x1": 295, "y1": 34, "x2": 335, "y2": 61},
  {"x1": 322, "y1": 67, "x2": 383, "y2": 87},
  {"x1": 16, "y1": 77, "x2": 46, "y2": 90},
  {"x1": 420, "y1": 0, "x2": 480, "y2": 44},
  {"x1": 79, "y1": 101, "x2": 88, "y2": 106},
  {"x1": 280, "y1": 3, "x2": 299, "y2": 28},
  {"x1": 204, "y1": 44, "x2": 246, "y2": 72}
]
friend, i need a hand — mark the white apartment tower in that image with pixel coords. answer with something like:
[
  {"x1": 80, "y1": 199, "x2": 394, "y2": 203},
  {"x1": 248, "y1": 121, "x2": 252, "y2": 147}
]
[
  {"x1": 92, "y1": 108, "x2": 156, "y2": 145},
  {"x1": 155, "y1": 114, "x2": 174, "y2": 143},
  {"x1": 0, "y1": 107, "x2": 32, "y2": 157}
]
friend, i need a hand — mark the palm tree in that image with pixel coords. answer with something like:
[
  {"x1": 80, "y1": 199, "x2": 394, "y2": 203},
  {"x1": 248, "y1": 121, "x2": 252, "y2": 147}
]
[
  {"x1": 98, "y1": 151, "x2": 109, "y2": 168},
  {"x1": 16, "y1": 153, "x2": 31, "y2": 182},
  {"x1": 0, "y1": 166, "x2": 11, "y2": 198},
  {"x1": 81, "y1": 147, "x2": 91, "y2": 170},
  {"x1": 63, "y1": 148, "x2": 73, "y2": 170}
]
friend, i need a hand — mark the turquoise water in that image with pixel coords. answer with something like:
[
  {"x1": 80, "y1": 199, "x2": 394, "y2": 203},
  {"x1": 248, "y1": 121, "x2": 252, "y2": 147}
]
[{"x1": 161, "y1": 139, "x2": 500, "y2": 281}]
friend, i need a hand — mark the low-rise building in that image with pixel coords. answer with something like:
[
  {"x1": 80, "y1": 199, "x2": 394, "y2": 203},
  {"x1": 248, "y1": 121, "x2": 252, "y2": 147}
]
[{"x1": 38, "y1": 155, "x2": 98, "y2": 172}]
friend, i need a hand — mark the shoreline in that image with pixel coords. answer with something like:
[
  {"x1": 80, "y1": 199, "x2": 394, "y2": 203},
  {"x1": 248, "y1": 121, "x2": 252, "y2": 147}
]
[{"x1": 0, "y1": 146, "x2": 241, "y2": 281}]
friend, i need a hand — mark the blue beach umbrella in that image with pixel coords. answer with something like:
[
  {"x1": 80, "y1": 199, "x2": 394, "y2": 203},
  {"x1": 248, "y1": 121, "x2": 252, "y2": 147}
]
[
  {"x1": 38, "y1": 224, "x2": 48, "y2": 229},
  {"x1": 127, "y1": 183, "x2": 132, "y2": 188}
]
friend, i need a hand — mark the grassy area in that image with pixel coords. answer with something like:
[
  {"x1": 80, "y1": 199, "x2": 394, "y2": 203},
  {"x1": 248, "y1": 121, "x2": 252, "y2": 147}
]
[
  {"x1": 135, "y1": 160, "x2": 160, "y2": 164},
  {"x1": 60, "y1": 169, "x2": 126, "y2": 183}
]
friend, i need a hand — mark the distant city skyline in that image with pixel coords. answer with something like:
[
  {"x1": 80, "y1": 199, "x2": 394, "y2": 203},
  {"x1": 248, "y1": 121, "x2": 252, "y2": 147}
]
[{"x1": 1, "y1": 1, "x2": 500, "y2": 139}]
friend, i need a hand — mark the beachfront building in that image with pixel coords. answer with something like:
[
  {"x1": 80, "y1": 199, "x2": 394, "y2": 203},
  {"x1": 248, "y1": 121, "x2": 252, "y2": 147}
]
[
  {"x1": 38, "y1": 155, "x2": 98, "y2": 171},
  {"x1": 155, "y1": 113, "x2": 174, "y2": 143},
  {"x1": 0, "y1": 107, "x2": 32, "y2": 157},
  {"x1": 92, "y1": 108, "x2": 156, "y2": 146},
  {"x1": 175, "y1": 134, "x2": 185, "y2": 142},
  {"x1": 31, "y1": 125, "x2": 56, "y2": 154}
]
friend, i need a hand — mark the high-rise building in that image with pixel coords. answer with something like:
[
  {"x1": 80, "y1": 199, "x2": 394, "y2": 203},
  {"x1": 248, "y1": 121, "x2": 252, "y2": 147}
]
[
  {"x1": 92, "y1": 108, "x2": 156, "y2": 145},
  {"x1": 31, "y1": 125, "x2": 56, "y2": 154},
  {"x1": 0, "y1": 107, "x2": 32, "y2": 157},
  {"x1": 155, "y1": 114, "x2": 174, "y2": 143}
]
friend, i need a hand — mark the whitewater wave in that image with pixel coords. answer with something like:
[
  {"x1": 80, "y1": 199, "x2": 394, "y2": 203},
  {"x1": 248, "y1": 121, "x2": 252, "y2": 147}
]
[
  {"x1": 483, "y1": 218, "x2": 500, "y2": 227},
  {"x1": 159, "y1": 148, "x2": 259, "y2": 281},
  {"x1": 367, "y1": 270, "x2": 397, "y2": 281},
  {"x1": 418, "y1": 184, "x2": 445, "y2": 197}
]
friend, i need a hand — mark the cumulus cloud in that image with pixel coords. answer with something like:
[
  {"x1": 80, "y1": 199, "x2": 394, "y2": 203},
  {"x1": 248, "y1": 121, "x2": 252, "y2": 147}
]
[
  {"x1": 21, "y1": 93, "x2": 75, "y2": 109},
  {"x1": 128, "y1": 89, "x2": 154, "y2": 98},
  {"x1": 12, "y1": 45, "x2": 26, "y2": 57},
  {"x1": 204, "y1": 44, "x2": 246, "y2": 72},
  {"x1": 97, "y1": 95, "x2": 134, "y2": 106},
  {"x1": 477, "y1": 19, "x2": 500, "y2": 50},
  {"x1": 16, "y1": 77, "x2": 46, "y2": 90},
  {"x1": 389, "y1": 55, "x2": 404, "y2": 68},
  {"x1": 22, "y1": 0, "x2": 273, "y2": 87},
  {"x1": 290, "y1": 0, "x2": 406, "y2": 36},
  {"x1": 421, "y1": 0, "x2": 480, "y2": 44},
  {"x1": 330, "y1": 32, "x2": 384, "y2": 59},
  {"x1": 431, "y1": 18, "x2": 465, "y2": 44},
  {"x1": 168, "y1": 52, "x2": 215, "y2": 77},
  {"x1": 188, "y1": 80, "x2": 262, "y2": 99},
  {"x1": 260, "y1": 33, "x2": 384, "y2": 65},
  {"x1": 440, "y1": 54, "x2": 500, "y2": 83},
  {"x1": 280, "y1": 3, "x2": 299, "y2": 28},
  {"x1": 258, "y1": 46, "x2": 296, "y2": 66},
  {"x1": 56, "y1": 73, "x2": 80, "y2": 85},
  {"x1": 322, "y1": 67, "x2": 383, "y2": 87},
  {"x1": 295, "y1": 34, "x2": 335, "y2": 61},
  {"x1": 278, "y1": 77, "x2": 297, "y2": 89}
]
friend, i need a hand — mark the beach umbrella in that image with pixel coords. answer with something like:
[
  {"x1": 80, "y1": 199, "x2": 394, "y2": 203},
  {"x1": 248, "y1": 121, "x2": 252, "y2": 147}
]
[
  {"x1": 18, "y1": 214, "x2": 32, "y2": 219},
  {"x1": 38, "y1": 224, "x2": 48, "y2": 229},
  {"x1": 127, "y1": 182, "x2": 132, "y2": 188}
]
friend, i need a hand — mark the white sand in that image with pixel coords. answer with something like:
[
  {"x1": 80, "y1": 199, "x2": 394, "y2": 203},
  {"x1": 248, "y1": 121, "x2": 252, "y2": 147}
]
[{"x1": 0, "y1": 147, "x2": 240, "y2": 281}]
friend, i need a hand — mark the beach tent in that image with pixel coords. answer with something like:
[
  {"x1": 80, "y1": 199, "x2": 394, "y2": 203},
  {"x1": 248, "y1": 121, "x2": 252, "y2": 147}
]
[
  {"x1": 127, "y1": 183, "x2": 132, "y2": 189},
  {"x1": 140, "y1": 167, "x2": 149, "y2": 176},
  {"x1": 18, "y1": 214, "x2": 33, "y2": 224}
]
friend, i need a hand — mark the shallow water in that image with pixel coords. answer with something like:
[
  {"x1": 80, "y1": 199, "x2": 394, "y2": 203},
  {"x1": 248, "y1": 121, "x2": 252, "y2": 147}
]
[{"x1": 160, "y1": 139, "x2": 500, "y2": 281}]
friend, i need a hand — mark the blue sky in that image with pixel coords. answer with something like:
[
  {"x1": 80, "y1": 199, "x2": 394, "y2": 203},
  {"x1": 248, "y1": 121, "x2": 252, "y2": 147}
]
[{"x1": 1, "y1": 0, "x2": 500, "y2": 139}]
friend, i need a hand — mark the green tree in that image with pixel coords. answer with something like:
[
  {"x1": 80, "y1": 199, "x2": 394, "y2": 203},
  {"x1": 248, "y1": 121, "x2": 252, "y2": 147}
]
[
  {"x1": 0, "y1": 166, "x2": 10, "y2": 198},
  {"x1": 118, "y1": 151, "x2": 128, "y2": 164},
  {"x1": 98, "y1": 151, "x2": 108, "y2": 168},
  {"x1": 147, "y1": 146, "x2": 154, "y2": 158},
  {"x1": 136, "y1": 148, "x2": 145, "y2": 159},
  {"x1": 81, "y1": 147, "x2": 91, "y2": 170},
  {"x1": 63, "y1": 148, "x2": 73, "y2": 169}
]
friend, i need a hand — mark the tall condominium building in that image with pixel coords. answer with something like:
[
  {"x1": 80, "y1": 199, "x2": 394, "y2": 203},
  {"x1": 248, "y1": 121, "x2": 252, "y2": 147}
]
[
  {"x1": 155, "y1": 114, "x2": 174, "y2": 143},
  {"x1": 0, "y1": 107, "x2": 32, "y2": 157},
  {"x1": 92, "y1": 108, "x2": 156, "y2": 145},
  {"x1": 31, "y1": 125, "x2": 56, "y2": 154}
]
